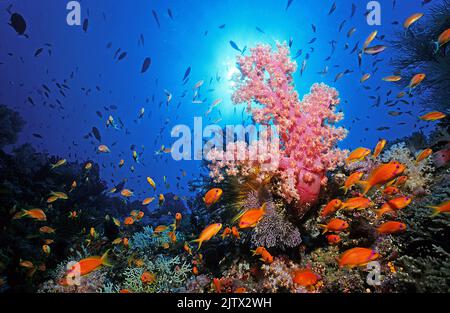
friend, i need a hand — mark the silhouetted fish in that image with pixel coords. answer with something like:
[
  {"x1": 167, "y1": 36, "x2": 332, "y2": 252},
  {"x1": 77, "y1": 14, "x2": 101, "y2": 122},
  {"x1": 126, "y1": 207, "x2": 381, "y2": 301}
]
[
  {"x1": 350, "y1": 3, "x2": 356, "y2": 18},
  {"x1": 34, "y1": 48, "x2": 43, "y2": 57},
  {"x1": 152, "y1": 10, "x2": 160, "y2": 28},
  {"x1": 9, "y1": 12, "x2": 27, "y2": 36},
  {"x1": 92, "y1": 127, "x2": 101, "y2": 142},
  {"x1": 141, "y1": 57, "x2": 151, "y2": 73},
  {"x1": 255, "y1": 26, "x2": 265, "y2": 33},
  {"x1": 82, "y1": 18, "x2": 88, "y2": 32},
  {"x1": 182, "y1": 66, "x2": 191, "y2": 81},
  {"x1": 328, "y1": 2, "x2": 336, "y2": 15},
  {"x1": 117, "y1": 52, "x2": 127, "y2": 61},
  {"x1": 229, "y1": 40, "x2": 242, "y2": 52},
  {"x1": 286, "y1": 0, "x2": 294, "y2": 10}
]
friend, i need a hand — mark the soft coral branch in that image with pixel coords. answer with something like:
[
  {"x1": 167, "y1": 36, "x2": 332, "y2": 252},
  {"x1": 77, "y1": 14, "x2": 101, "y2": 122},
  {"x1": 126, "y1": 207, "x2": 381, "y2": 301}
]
[{"x1": 209, "y1": 43, "x2": 348, "y2": 205}]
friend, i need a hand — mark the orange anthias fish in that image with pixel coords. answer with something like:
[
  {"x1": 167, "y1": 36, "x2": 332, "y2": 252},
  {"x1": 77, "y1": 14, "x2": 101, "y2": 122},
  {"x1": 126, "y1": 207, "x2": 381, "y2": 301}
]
[
  {"x1": 183, "y1": 242, "x2": 192, "y2": 255},
  {"x1": 97, "y1": 144, "x2": 110, "y2": 153},
  {"x1": 63, "y1": 250, "x2": 112, "y2": 281},
  {"x1": 382, "y1": 76, "x2": 401, "y2": 82},
  {"x1": 121, "y1": 189, "x2": 133, "y2": 197},
  {"x1": 260, "y1": 249, "x2": 274, "y2": 264},
  {"x1": 136, "y1": 211, "x2": 145, "y2": 220},
  {"x1": 321, "y1": 199, "x2": 342, "y2": 217},
  {"x1": 175, "y1": 212, "x2": 182, "y2": 223},
  {"x1": 420, "y1": 111, "x2": 446, "y2": 121},
  {"x1": 39, "y1": 226, "x2": 55, "y2": 234},
  {"x1": 146, "y1": 176, "x2": 156, "y2": 189},
  {"x1": 393, "y1": 175, "x2": 408, "y2": 187},
  {"x1": 428, "y1": 200, "x2": 450, "y2": 217},
  {"x1": 360, "y1": 73, "x2": 371, "y2": 83},
  {"x1": 373, "y1": 139, "x2": 387, "y2": 158},
  {"x1": 363, "y1": 30, "x2": 377, "y2": 50},
  {"x1": 19, "y1": 260, "x2": 34, "y2": 268},
  {"x1": 237, "y1": 203, "x2": 266, "y2": 229},
  {"x1": 359, "y1": 161, "x2": 406, "y2": 195},
  {"x1": 383, "y1": 186, "x2": 399, "y2": 195},
  {"x1": 252, "y1": 246, "x2": 273, "y2": 264},
  {"x1": 326, "y1": 234, "x2": 341, "y2": 245},
  {"x1": 339, "y1": 247, "x2": 379, "y2": 268},
  {"x1": 374, "y1": 203, "x2": 396, "y2": 219},
  {"x1": 409, "y1": 73, "x2": 426, "y2": 92},
  {"x1": 221, "y1": 227, "x2": 232, "y2": 239},
  {"x1": 318, "y1": 218, "x2": 349, "y2": 234},
  {"x1": 341, "y1": 172, "x2": 364, "y2": 194},
  {"x1": 124, "y1": 217, "x2": 134, "y2": 225},
  {"x1": 192, "y1": 223, "x2": 222, "y2": 250},
  {"x1": 403, "y1": 13, "x2": 423, "y2": 29},
  {"x1": 203, "y1": 188, "x2": 223, "y2": 206},
  {"x1": 387, "y1": 196, "x2": 412, "y2": 210},
  {"x1": 13, "y1": 209, "x2": 47, "y2": 221},
  {"x1": 434, "y1": 28, "x2": 450, "y2": 52},
  {"x1": 292, "y1": 269, "x2": 319, "y2": 287},
  {"x1": 142, "y1": 197, "x2": 155, "y2": 205},
  {"x1": 168, "y1": 231, "x2": 177, "y2": 243},
  {"x1": 141, "y1": 272, "x2": 156, "y2": 284},
  {"x1": 231, "y1": 226, "x2": 240, "y2": 239},
  {"x1": 251, "y1": 246, "x2": 267, "y2": 257},
  {"x1": 345, "y1": 147, "x2": 371, "y2": 165},
  {"x1": 377, "y1": 221, "x2": 407, "y2": 234},
  {"x1": 153, "y1": 225, "x2": 168, "y2": 234},
  {"x1": 47, "y1": 195, "x2": 59, "y2": 203},
  {"x1": 416, "y1": 149, "x2": 432, "y2": 163},
  {"x1": 213, "y1": 278, "x2": 222, "y2": 293},
  {"x1": 340, "y1": 197, "x2": 373, "y2": 211},
  {"x1": 159, "y1": 194, "x2": 165, "y2": 206}
]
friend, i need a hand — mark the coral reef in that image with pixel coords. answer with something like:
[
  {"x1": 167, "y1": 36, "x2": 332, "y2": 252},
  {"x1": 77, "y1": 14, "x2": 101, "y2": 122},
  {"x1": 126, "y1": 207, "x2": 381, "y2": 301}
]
[
  {"x1": 0, "y1": 40, "x2": 448, "y2": 295},
  {"x1": 0, "y1": 105, "x2": 24, "y2": 149}
]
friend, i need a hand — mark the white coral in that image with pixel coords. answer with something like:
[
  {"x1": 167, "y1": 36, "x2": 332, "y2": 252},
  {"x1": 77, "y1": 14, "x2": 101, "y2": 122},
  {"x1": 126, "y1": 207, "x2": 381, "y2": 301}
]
[{"x1": 381, "y1": 142, "x2": 434, "y2": 193}]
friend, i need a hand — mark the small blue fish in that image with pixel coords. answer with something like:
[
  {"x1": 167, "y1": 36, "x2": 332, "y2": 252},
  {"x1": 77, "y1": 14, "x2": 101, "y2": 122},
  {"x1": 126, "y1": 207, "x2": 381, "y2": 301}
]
[{"x1": 229, "y1": 40, "x2": 242, "y2": 53}]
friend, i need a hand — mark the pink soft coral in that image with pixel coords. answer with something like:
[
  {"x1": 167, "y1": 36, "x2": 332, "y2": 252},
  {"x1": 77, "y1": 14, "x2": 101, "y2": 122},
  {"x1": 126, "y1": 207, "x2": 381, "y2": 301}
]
[{"x1": 209, "y1": 43, "x2": 348, "y2": 205}]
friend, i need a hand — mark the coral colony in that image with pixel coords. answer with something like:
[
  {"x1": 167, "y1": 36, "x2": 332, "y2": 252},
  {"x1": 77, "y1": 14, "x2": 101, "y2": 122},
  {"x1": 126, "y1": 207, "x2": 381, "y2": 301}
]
[{"x1": 208, "y1": 44, "x2": 348, "y2": 205}]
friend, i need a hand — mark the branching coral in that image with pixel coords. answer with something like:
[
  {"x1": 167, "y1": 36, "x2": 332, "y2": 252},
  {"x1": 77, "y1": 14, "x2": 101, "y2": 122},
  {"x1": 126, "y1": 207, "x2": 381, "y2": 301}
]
[
  {"x1": 394, "y1": 245, "x2": 450, "y2": 292},
  {"x1": 122, "y1": 255, "x2": 191, "y2": 293},
  {"x1": 208, "y1": 43, "x2": 348, "y2": 205},
  {"x1": 129, "y1": 225, "x2": 184, "y2": 251},
  {"x1": 381, "y1": 142, "x2": 434, "y2": 194}
]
